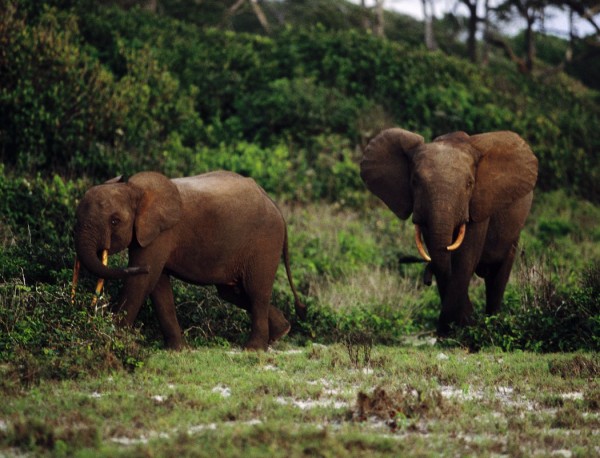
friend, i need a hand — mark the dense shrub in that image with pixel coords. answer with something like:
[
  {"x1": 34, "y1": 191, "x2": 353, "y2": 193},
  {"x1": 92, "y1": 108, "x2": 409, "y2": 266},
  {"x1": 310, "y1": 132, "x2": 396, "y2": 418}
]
[
  {"x1": 0, "y1": 4, "x2": 202, "y2": 178},
  {"x1": 0, "y1": 280, "x2": 146, "y2": 390},
  {"x1": 0, "y1": 1, "x2": 599, "y2": 383},
  {"x1": 0, "y1": 167, "x2": 85, "y2": 282},
  {"x1": 3, "y1": 2, "x2": 599, "y2": 201},
  {"x1": 454, "y1": 261, "x2": 600, "y2": 352}
]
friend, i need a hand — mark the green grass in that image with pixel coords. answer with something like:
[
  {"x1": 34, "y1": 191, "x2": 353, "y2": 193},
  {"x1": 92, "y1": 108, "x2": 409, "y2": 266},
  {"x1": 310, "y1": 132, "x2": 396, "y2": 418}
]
[
  {"x1": 0, "y1": 190, "x2": 598, "y2": 456},
  {"x1": 1, "y1": 346, "x2": 598, "y2": 457}
]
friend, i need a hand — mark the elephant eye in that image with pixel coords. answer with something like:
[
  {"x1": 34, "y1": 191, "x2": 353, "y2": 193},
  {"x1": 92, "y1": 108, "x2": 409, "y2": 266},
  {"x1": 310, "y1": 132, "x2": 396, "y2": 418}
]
[
  {"x1": 466, "y1": 179, "x2": 474, "y2": 190},
  {"x1": 110, "y1": 216, "x2": 120, "y2": 226}
]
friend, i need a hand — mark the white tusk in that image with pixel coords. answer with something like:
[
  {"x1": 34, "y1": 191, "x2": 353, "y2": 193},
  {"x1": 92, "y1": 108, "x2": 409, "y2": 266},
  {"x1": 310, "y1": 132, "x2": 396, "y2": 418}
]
[
  {"x1": 414, "y1": 225, "x2": 432, "y2": 262},
  {"x1": 91, "y1": 250, "x2": 108, "y2": 307},
  {"x1": 447, "y1": 224, "x2": 467, "y2": 251}
]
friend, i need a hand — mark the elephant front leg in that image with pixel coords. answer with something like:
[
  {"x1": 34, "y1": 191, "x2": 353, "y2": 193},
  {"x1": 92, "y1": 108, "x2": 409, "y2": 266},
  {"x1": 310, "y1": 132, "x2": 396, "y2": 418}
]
[
  {"x1": 113, "y1": 248, "x2": 166, "y2": 328},
  {"x1": 484, "y1": 243, "x2": 518, "y2": 316},
  {"x1": 150, "y1": 273, "x2": 184, "y2": 350}
]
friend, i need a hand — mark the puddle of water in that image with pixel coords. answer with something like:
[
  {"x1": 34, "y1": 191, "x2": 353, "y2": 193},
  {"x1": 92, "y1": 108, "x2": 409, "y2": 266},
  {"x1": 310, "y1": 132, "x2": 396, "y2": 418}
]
[
  {"x1": 560, "y1": 392, "x2": 584, "y2": 400},
  {"x1": 275, "y1": 396, "x2": 349, "y2": 410},
  {"x1": 211, "y1": 385, "x2": 231, "y2": 398}
]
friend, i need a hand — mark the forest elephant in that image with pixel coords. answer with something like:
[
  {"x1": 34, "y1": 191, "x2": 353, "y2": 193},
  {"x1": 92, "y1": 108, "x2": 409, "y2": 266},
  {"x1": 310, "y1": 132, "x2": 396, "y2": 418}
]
[
  {"x1": 360, "y1": 128, "x2": 538, "y2": 335},
  {"x1": 72, "y1": 170, "x2": 306, "y2": 351}
]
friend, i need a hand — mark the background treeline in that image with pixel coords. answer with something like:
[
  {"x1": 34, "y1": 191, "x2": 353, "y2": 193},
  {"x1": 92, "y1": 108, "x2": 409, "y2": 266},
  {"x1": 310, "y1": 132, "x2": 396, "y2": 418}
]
[
  {"x1": 0, "y1": 0, "x2": 599, "y2": 386},
  {"x1": 2, "y1": 0, "x2": 599, "y2": 199}
]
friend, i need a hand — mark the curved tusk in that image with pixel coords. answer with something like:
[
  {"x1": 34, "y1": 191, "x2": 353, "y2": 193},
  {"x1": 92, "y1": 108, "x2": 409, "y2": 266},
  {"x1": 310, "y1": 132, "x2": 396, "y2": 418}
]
[
  {"x1": 414, "y1": 224, "x2": 432, "y2": 262},
  {"x1": 91, "y1": 250, "x2": 108, "y2": 307},
  {"x1": 447, "y1": 223, "x2": 467, "y2": 251},
  {"x1": 71, "y1": 257, "x2": 80, "y2": 304}
]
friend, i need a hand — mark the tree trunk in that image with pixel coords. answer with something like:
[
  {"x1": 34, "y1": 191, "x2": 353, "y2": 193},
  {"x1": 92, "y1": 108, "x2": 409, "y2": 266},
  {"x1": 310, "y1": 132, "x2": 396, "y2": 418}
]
[
  {"x1": 374, "y1": 0, "x2": 385, "y2": 37},
  {"x1": 466, "y1": 0, "x2": 478, "y2": 62},
  {"x1": 250, "y1": 0, "x2": 271, "y2": 34},
  {"x1": 525, "y1": 14, "x2": 535, "y2": 73},
  {"x1": 422, "y1": 0, "x2": 438, "y2": 51}
]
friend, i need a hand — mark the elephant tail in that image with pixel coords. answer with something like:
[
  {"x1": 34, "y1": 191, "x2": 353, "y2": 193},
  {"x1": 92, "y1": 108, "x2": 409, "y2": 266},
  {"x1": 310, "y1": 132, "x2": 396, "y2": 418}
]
[{"x1": 283, "y1": 225, "x2": 307, "y2": 320}]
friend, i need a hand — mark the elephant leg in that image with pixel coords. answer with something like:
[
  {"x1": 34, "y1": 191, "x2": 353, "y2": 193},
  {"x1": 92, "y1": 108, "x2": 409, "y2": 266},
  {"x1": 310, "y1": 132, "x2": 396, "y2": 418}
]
[
  {"x1": 484, "y1": 243, "x2": 517, "y2": 315},
  {"x1": 114, "y1": 248, "x2": 166, "y2": 327},
  {"x1": 437, "y1": 274, "x2": 474, "y2": 336},
  {"x1": 241, "y1": 255, "x2": 281, "y2": 351},
  {"x1": 216, "y1": 285, "x2": 290, "y2": 345},
  {"x1": 150, "y1": 273, "x2": 184, "y2": 350},
  {"x1": 114, "y1": 271, "x2": 162, "y2": 327},
  {"x1": 437, "y1": 222, "x2": 487, "y2": 335}
]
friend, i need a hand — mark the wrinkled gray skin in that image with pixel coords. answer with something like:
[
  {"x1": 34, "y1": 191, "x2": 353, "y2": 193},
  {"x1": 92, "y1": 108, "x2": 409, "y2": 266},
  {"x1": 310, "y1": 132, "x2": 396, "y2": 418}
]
[
  {"x1": 360, "y1": 128, "x2": 538, "y2": 335},
  {"x1": 74, "y1": 171, "x2": 305, "y2": 350}
]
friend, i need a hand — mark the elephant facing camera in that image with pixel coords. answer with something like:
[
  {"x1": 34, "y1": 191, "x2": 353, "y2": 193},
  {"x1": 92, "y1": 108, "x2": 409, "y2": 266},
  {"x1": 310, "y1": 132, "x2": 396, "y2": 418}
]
[
  {"x1": 72, "y1": 170, "x2": 306, "y2": 351},
  {"x1": 360, "y1": 128, "x2": 538, "y2": 335}
]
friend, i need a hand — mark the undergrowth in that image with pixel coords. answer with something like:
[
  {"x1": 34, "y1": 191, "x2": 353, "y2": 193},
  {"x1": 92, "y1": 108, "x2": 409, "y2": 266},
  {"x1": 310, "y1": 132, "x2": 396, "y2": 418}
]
[
  {"x1": 0, "y1": 188, "x2": 598, "y2": 389},
  {"x1": 0, "y1": 280, "x2": 146, "y2": 391}
]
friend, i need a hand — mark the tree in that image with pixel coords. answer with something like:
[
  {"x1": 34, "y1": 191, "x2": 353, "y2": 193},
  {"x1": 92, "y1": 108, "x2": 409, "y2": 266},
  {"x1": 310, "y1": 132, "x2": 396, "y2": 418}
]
[
  {"x1": 490, "y1": 0, "x2": 550, "y2": 72},
  {"x1": 422, "y1": 0, "x2": 438, "y2": 50},
  {"x1": 224, "y1": 0, "x2": 271, "y2": 33},
  {"x1": 360, "y1": 0, "x2": 386, "y2": 37}
]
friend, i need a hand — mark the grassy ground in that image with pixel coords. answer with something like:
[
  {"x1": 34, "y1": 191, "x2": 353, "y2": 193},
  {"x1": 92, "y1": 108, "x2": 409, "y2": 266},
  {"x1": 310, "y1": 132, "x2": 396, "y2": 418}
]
[
  {"x1": 1, "y1": 344, "x2": 598, "y2": 457},
  {"x1": 0, "y1": 191, "x2": 598, "y2": 456}
]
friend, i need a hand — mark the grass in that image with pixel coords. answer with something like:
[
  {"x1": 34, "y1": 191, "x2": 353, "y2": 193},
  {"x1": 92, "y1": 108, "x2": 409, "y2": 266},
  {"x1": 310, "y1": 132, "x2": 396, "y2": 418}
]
[
  {"x1": 0, "y1": 190, "x2": 598, "y2": 456},
  {"x1": 1, "y1": 345, "x2": 598, "y2": 456}
]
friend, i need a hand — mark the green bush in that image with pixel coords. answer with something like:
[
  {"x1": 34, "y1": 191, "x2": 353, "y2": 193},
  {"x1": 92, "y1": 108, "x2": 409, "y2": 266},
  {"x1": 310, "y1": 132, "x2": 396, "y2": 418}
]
[
  {"x1": 0, "y1": 4, "x2": 117, "y2": 174},
  {"x1": 0, "y1": 167, "x2": 85, "y2": 282},
  {"x1": 455, "y1": 262, "x2": 600, "y2": 352},
  {"x1": 0, "y1": 280, "x2": 147, "y2": 390}
]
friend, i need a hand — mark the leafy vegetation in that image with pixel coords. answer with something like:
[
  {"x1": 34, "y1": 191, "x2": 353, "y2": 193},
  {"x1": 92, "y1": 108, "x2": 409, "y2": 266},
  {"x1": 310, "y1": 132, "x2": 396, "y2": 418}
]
[
  {"x1": 0, "y1": 2, "x2": 598, "y2": 456},
  {"x1": 0, "y1": 0, "x2": 598, "y2": 401}
]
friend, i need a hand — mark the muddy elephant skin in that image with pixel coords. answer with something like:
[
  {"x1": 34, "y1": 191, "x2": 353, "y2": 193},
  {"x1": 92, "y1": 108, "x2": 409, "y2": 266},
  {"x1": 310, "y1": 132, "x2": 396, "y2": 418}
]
[
  {"x1": 74, "y1": 170, "x2": 305, "y2": 350},
  {"x1": 360, "y1": 128, "x2": 538, "y2": 334}
]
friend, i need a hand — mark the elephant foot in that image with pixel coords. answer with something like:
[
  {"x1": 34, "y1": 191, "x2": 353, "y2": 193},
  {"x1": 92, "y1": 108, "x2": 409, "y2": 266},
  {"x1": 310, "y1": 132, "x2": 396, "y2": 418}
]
[
  {"x1": 436, "y1": 321, "x2": 452, "y2": 337},
  {"x1": 268, "y1": 306, "x2": 291, "y2": 344},
  {"x1": 269, "y1": 320, "x2": 291, "y2": 344},
  {"x1": 164, "y1": 334, "x2": 185, "y2": 351},
  {"x1": 244, "y1": 338, "x2": 269, "y2": 352}
]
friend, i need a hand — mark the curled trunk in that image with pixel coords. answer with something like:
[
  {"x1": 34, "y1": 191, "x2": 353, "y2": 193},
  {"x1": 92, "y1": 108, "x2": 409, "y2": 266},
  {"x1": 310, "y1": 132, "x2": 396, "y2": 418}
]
[{"x1": 74, "y1": 233, "x2": 146, "y2": 279}]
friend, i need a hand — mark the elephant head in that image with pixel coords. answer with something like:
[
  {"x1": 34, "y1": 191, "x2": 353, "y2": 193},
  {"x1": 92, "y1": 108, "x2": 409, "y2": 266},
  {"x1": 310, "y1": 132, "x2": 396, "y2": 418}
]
[
  {"x1": 360, "y1": 128, "x2": 538, "y2": 276},
  {"x1": 74, "y1": 171, "x2": 182, "y2": 279}
]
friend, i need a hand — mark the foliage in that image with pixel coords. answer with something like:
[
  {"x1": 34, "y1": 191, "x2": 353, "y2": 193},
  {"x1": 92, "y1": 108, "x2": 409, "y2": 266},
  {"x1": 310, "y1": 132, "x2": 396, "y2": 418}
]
[
  {"x1": 0, "y1": 280, "x2": 147, "y2": 391},
  {"x1": 0, "y1": 0, "x2": 599, "y2": 388},
  {"x1": 0, "y1": 166, "x2": 85, "y2": 282},
  {"x1": 454, "y1": 261, "x2": 600, "y2": 352},
  {"x1": 3, "y1": 1, "x2": 599, "y2": 201}
]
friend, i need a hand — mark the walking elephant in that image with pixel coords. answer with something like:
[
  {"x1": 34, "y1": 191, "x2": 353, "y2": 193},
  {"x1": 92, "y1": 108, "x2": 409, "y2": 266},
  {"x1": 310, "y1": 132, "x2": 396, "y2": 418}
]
[
  {"x1": 73, "y1": 170, "x2": 306, "y2": 350},
  {"x1": 360, "y1": 128, "x2": 538, "y2": 335}
]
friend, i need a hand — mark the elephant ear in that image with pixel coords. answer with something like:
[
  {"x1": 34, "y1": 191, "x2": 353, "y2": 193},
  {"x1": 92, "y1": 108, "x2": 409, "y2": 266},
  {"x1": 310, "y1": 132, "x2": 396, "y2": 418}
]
[
  {"x1": 360, "y1": 128, "x2": 424, "y2": 220},
  {"x1": 469, "y1": 131, "x2": 538, "y2": 222},
  {"x1": 129, "y1": 172, "x2": 182, "y2": 247}
]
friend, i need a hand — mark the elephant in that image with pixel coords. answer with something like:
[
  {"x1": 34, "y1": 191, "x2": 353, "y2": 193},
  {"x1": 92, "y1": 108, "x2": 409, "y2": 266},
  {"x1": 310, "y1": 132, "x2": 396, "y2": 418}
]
[
  {"x1": 360, "y1": 128, "x2": 538, "y2": 335},
  {"x1": 73, "y1": 170, "x2": 306, "y2": 351}
]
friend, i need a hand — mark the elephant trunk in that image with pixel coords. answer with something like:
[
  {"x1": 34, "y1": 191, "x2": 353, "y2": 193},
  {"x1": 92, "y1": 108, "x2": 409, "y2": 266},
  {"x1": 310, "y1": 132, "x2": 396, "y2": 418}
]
[
  {"x1": 74, "y1": 227, "x2": 147, "y2": 279},
  {"x1": 416, "y1": 218, "x2": 454, "y2": 281}
]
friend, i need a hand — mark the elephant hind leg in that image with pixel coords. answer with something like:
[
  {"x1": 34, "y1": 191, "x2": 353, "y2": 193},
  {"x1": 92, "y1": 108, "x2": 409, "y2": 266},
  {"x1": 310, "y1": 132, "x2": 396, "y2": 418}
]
[
  {"x1": 267, "y1": 306, "x2": 291, "y2": 344},
  {"x1": 484, "y1": 243, "x2": 518, "y2": 315},
  {"x1": 216, "y1": 284, "x2": 290, "y2": 347}
]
